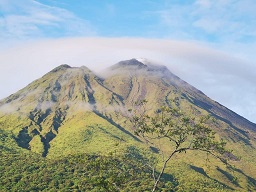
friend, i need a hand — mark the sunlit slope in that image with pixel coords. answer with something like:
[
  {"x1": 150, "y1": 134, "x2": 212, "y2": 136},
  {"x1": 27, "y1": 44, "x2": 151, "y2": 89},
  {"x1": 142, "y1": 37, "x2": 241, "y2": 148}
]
[{"x1": 0, "y1": 64, "x2": 133, "y2": 157}]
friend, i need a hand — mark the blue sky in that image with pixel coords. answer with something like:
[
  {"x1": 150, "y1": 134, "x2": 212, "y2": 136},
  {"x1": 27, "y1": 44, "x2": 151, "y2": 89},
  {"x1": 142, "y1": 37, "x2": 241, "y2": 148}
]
[
  {"x1": 1, "y1": 0, "x2": 256, "y2": 42},
  {"x1": 0, "y1": 0, "x2": 256, "y2": 123}
]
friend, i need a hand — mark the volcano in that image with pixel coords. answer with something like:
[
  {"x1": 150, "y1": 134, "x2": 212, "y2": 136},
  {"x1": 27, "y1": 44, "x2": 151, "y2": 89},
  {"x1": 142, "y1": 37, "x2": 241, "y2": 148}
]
[{"x1": 0, "y1": 59, "x2": 256, "y2": 191}]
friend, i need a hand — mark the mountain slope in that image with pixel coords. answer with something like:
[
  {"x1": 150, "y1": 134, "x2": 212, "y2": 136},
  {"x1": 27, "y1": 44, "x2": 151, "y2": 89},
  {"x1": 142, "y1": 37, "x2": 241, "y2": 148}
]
[
  {"x1": 0, "y1": 59, "x2": 256, "y2": 191},
  {"x1": 0, "y1": 64, "x2": 141, "y2": 157},
  {"x1": 106, "y1": 59, "x2": 256, "y2": 132}
]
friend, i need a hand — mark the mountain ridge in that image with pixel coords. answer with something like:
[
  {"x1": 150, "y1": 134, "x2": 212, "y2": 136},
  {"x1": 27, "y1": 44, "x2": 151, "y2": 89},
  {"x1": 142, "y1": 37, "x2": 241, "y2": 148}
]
[
  {"x1": 0, "y1": 59, "x2": 255, "y2": 138},
  {"x1": 108, "y1": 59, "x2": 256, "y2": 132}
]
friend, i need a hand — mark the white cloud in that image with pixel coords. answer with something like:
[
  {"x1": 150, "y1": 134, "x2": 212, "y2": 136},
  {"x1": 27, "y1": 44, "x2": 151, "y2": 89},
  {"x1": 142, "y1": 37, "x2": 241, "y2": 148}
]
[
  {"x1": 0, "y1": 37, "x2": 255, "y2": 123},
  {"x1": 155, "y1": 0, "x2": 256, "y2": 42},
  {"x1": 0, "y1": 0, "x2": 95, "y2": 43},
  {"x1": 195, "y1": 0, "x2": 211, "y2": 8}
]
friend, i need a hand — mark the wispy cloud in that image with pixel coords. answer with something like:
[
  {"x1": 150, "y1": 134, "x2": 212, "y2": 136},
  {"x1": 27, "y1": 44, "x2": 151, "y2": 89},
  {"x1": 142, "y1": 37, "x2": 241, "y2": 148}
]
[
  {"x1": 0, "y1": 0, "x2": 95, "y2": 42},
  {"x1": 155, "y1": 0, "x2": 256, "y2": 42}
]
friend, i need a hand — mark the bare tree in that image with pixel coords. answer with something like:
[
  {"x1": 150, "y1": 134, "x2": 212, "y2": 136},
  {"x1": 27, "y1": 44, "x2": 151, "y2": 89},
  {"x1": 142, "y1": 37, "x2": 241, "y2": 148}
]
[{"x1": 128, "y1": 100, "x2": 229, "y2": 192}]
